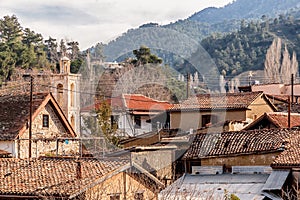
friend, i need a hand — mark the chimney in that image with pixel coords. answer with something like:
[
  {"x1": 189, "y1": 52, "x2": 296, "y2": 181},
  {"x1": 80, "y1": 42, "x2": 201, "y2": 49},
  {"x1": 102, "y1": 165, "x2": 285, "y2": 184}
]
[{"x1": 75, "y1": 161, "x2": 82, "y2": 179}]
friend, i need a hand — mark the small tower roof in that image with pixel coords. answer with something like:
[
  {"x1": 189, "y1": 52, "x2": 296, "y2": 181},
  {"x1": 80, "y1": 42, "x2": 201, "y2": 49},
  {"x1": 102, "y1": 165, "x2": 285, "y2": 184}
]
[{"x1": 61, "y1": 56, "x2": 70, "y2": 61}]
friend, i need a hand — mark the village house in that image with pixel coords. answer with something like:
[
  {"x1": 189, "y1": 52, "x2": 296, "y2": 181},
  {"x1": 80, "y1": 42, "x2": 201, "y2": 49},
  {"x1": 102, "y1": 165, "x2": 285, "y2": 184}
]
[
  {"x1": 158, "y1": 128, "x2": 299, "y2": 199},
  {"x1": 81, "y1": 94, "x2": 172, "y2": 137},
  {"x1": 167, "y1": 91, "x2": 277, "y2": 131},
  {"x1": 0, "y1": 157, "x2": 164, "y2": 199},
  {"x1": 0, "y1": 92, "x2": 78, "y2": 158},
  {"x1": 182, "y1": 128, "x2": 292, "y2": 174}
]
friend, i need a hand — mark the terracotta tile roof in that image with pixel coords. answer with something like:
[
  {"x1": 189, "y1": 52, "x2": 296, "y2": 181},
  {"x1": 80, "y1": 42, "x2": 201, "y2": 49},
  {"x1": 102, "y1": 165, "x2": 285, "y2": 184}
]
[
  {"x1": 123, "y1": 94, "x2": 172, "y2": 111},
  {"x1": 183, "y1": 129, "x2": 291, "y2": 160},
  {"x1": 268, "y1": 112, "x2": 300, "y2": 128},
  {"x1": 272, "y1": 130, "x2": 300, "y2": 167},
  {"x1": 244, "y1": 112, "x2": 300, "y2": 130},
  {"x1": 0, "y1": 93, "x2": 48, "y2": 140},
  {"x1": 0, "y1": 157, "x2": 128, "y2": 197},
  {"x1": 170, "y1": 92, "x2": 266, "y2": 111},
  {"x1": 81, "y1": 96, "x2": 123, "y2": 112},
  {"x1": 272, "y1": 130, "x2": 300, "y2": 166}
]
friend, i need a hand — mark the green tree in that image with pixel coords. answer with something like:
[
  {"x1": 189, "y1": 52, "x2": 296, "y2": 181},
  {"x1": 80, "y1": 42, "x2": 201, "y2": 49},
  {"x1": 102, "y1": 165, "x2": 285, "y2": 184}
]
[
  {"x1": 131, "y1": 46, "x2": 163, "y2": 66},
  {"x1": 59, "y1": 39, "x2": 67, "y2": 57},
  {"x1": 44, "y1": 37, "x2": 59, "y2": 65},
  {"x1": 0, "y1": 15, "x2": 23, "y2": 81},
  {"x1": 96, "y1": 98, "x2": 119, "y2": 146}
]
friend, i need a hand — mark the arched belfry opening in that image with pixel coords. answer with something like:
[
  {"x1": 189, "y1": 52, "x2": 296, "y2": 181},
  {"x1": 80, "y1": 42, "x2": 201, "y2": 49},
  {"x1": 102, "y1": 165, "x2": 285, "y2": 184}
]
[
  {"x1": 57, "y1": 84, "x2": 63, "y2": 106},
  {"x1": 70, "y1": 83, "x2": 75, "y2": 107},
  {"x1": 70, "y1": 115, "x2": 75, "y2": 129}
]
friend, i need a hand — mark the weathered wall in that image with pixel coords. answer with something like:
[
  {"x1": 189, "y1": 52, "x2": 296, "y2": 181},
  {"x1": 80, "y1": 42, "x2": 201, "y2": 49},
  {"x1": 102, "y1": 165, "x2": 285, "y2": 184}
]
[
  {"x1": 170, "y1": 110, "x2": 246, "y2": 131},
  {"x1": 85, "y1": 172, "x2": 157, "y2": 200},
  {"x1": 247, "y1": 96, "x2": 275, "y2": 120},
  {"x1": 17, "y1": 103, "x2": 78, "y2": 158},
  {"x1": 132, "y1": 150, "x2": 173, "y2": 182},
  {"x1": 200, "y1": 152, "x2": 279, "y2": 168}
]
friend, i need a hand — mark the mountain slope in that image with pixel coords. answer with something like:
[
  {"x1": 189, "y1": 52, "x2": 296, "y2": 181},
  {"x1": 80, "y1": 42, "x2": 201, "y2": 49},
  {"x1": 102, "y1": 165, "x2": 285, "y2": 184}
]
[{"x1": 189, "y1": 0, "x2": 300, "y2": 23}]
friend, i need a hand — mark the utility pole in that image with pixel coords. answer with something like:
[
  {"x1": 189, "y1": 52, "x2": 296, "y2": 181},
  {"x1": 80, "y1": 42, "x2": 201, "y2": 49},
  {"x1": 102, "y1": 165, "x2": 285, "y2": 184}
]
[
  {"x1": 291, "y1": 73, "x2": 294, "y2": 104},
  {"x1": 186, "y1": 72, "x2": 190, "y2": 99},
  {"x1": 29, "y1": 76, "x2": 33, "y2": 158},
  {"x1": 288, "y1": 96, "x2": 291, "y2": 129}
]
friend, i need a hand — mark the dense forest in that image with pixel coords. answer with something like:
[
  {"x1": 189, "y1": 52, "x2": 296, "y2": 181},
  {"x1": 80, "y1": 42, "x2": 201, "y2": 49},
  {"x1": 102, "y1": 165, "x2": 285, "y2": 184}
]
[
  {"x1": 201, "y1": 14, "x2": 300, "y2": 78},
  {"x1": 0, "y1": 15, "x2": 84, "y2": 85}
]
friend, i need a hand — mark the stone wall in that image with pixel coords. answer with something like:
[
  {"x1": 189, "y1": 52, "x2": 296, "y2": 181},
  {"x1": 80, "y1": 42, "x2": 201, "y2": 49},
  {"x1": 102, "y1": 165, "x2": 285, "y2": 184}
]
[{"x1": 17, "y1": 103, "x2": 79, "y2": 158}]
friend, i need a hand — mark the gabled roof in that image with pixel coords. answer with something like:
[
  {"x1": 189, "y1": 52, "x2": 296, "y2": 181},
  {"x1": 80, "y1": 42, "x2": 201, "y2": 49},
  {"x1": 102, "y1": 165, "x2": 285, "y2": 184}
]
[
  {"x1": 244, "y1": 112, "x2": 300, "y2": 130},
  {"x1": 0, "y1": 92, "x2": 76, "y2": 140},
  {"x1": 122, "y1": 94, "x2": 172, "y2": 111},
  {"x1": 0, "y1": 157, "x2": 164, "y2": 198},
  {"x1": 183, "y1": 129, "x2": 292, "y2": 160},
  {"x1": 0, "y1": 157, "x2": 128, "y2": 197},
  {"x1": 170, "y1": 91, "x2": 275, "y2": 111},
  {"x1": 81, "y1": 94, "x2": 172, "y2": 113},
  {"x1": 80, "y1": 96, "x2": 123, "y2": 113}
]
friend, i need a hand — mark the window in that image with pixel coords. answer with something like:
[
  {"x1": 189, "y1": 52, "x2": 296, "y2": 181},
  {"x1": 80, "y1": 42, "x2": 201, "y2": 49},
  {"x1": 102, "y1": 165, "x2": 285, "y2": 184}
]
[
  {"x1": 201, "y1": 114, "x2": 218, "y2": 127},
  {"x1": 134, "y1": 116, "x2": 141, "y2": 129},
  {"x1": 134, "y1": 192, "x2": 144, "y2": 200},
  {"x1": 109, "y1": 194, "x2": 120, "y2": 200},
  {"x1": 42, "y1": 115, "x2": 49, "y2": 128},
  {"x1": 111, "y1": 115, "x2": 119, "y2": 129}
]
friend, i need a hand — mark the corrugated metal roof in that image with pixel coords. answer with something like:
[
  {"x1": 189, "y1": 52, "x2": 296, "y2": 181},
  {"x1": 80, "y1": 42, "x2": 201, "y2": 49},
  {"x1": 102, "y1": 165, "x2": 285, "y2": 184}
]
[
  {"x1": 263, "y1": 170, "x2": 290, "y2": 191},
  {"x1": 159, "y1": 173, "x2": 269, "y2": 200}
]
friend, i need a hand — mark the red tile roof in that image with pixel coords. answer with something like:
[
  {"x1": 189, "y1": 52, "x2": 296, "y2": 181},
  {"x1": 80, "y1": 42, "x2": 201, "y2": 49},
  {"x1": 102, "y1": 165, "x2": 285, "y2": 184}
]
[
  {"x1": 268, "y1": 112, "x2": 300, "y2": 128},
  {"x1": 170, "y1": 92, "x2": 267, "y2": 111},
  {"x1": 81, "y1": 97, "x2": 123, "y2": 112},
  {"x1": 123, "y1": 94, "x2": 172, "y2": 111},
  {"x1": 81, "y1": 94, "x2": 172, "y2": 113},
  {"x1": 0, "y1": 93, "x2": 48, "y2": 140},
  {"x1": 273, "y1": 130, "x2": 300, "y2": 166},
  {"x1": 183, "y1": 129, "x2": 291, "y2": 160},
  {"x1": 0, "y1": 157, "x2": 128, "y2": 197},
  {"x1": 244, "y1": 112, "x2": 300, "y2": 130}
]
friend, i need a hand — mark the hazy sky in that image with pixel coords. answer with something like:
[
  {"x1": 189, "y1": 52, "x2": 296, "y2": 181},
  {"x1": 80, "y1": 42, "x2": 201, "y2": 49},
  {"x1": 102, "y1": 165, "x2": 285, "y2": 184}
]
[{"x1": 1, "y1": 0, "x2": 233, "y2": 49}]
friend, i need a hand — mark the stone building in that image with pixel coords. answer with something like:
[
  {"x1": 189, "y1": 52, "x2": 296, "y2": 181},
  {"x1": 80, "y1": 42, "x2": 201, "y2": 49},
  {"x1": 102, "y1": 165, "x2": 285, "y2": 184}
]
[
  {"x1": 168, "y1": 91, "x2": 277, "y2": 131},
  {"x1": 0, "y1": 92, "x2": 78, "y2": 158},
  {"x1": 50, "y1": 56, "x2": 81, "y2": 135}
]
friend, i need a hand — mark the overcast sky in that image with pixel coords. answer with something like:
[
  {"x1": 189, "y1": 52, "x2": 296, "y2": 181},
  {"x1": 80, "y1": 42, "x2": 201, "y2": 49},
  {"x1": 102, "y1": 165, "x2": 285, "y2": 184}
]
[{"x1": 1, "y1": 0, "x2": 233, "y2": 50}]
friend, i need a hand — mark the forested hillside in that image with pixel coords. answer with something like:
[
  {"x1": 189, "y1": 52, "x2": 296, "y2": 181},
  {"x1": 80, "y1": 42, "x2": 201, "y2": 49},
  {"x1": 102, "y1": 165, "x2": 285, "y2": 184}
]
[
  {"x1": 103, "y1": 0, "x2": 300, "y2": 78},
  {"x1": 189, "y1": 0, "x2": 300, "y2": 24},
  {"x1": 201, "y1": 14, "x2": 300, "y2": 77}
]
